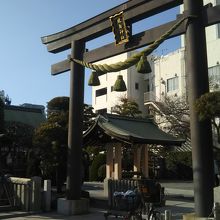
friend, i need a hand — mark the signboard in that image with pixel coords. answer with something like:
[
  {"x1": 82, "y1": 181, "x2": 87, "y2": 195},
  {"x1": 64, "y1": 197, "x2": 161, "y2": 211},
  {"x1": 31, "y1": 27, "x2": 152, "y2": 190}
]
[{"x1": 110, "y1": 11, "x2": 130, "y2": 45}]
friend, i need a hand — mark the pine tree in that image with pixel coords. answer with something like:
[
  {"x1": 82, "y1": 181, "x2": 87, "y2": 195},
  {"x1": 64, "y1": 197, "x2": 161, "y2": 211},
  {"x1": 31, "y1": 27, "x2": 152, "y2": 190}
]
[{"x1": 112, "y1": 96, "x2": 142, "y2": 117}]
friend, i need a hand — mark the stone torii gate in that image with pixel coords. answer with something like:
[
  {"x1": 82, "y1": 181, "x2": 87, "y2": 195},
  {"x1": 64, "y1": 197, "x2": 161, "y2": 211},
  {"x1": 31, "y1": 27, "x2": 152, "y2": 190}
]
[{"x1": 41, "y1": 0, "x2": 220, "y2": 217}]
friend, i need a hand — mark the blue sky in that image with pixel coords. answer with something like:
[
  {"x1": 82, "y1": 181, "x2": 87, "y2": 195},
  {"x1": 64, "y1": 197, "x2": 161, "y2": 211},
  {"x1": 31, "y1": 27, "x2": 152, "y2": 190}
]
[{"x1": 0, "y1": 1, "x2": 180, "y2": 107}]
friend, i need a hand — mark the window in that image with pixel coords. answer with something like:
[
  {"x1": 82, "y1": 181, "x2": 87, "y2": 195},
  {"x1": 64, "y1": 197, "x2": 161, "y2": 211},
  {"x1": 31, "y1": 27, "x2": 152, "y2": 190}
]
[
  {"x1": 146, "y1": 79, "x2": 150, "y2": 92},
  {"x1": 96, "y1": 108, "x2": 107, "y2": 114},
  {"x1": 135, "y1": 83, "x2": 139, "y2": 90},
  {"x1": 167, "y1": 77, "x2": 179, "y2": 92},
  {"x1": 208, "y1": 65, "x2": 220, "y2": 82},
  {"x1": 111, "y1": 86, "x2": 114, "y2": 92},
  {"x1": 216, "y1": 0, "x2": 220, "y2": 38},
  {"x1": 96, "y1": 88, "x2": 107, "y2": 97},
  {"x1": 218, "y1": 23, "x2": 220, "y2": 38},
  {"x1": 110, "y1": 107, "x2": 115, "y2": 113}
]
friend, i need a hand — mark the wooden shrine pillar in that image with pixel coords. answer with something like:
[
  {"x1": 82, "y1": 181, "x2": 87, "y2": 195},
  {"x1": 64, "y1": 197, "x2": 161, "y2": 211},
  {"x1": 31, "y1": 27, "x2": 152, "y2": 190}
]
[
  {"x1": 114, "y1": 143, "x2": 122, "y2": 180},
  {"x1": 133, "y1": 145, "x2": 142, "y2": 178},
  {"x1": 106, "y1": 143, "x2": 114, "y2": 179},
  {"x1": 104, "y1": 142, "x2": 122, "y2": 196},
  {"x1": 133, "y1": 145, "x2": 149, "y2": 178},
  {"x1": 141, "y1": 145, "x2": 149, "y2": 178},
  {"x1": 105, "y1": 142, "x2": 122, "y2": 180}
]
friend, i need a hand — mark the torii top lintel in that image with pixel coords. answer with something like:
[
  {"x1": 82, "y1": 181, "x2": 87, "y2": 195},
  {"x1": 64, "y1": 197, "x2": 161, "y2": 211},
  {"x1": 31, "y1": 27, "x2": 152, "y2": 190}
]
[{"x1": 41, "y1": 0, "x2": 183, "y2": 54}]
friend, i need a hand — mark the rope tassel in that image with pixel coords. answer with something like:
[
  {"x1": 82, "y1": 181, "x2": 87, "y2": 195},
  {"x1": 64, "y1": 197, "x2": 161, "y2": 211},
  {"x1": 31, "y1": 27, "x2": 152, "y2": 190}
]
[
  {"x1": 113, "y1": 75, "x2": 127, "y2": 92},
  {"x1": 88, "y1": 71, "x2": 100, "y2": 86},
  {"x1": 136, "y1": 54, "x2": 152, "y2": 74}
]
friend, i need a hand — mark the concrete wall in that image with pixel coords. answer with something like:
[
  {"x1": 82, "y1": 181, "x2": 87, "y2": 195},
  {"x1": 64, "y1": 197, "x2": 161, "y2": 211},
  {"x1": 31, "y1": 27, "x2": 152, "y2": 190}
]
[{"x1": 153, "y1": 48, "x2": 186, "y2": 101}]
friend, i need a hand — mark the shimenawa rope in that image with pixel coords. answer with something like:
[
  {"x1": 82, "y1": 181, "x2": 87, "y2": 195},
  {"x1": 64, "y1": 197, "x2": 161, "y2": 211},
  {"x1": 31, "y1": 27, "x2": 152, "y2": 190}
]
[{"x1": 69, "y1": 16, "x2": 195, "y2": 73}]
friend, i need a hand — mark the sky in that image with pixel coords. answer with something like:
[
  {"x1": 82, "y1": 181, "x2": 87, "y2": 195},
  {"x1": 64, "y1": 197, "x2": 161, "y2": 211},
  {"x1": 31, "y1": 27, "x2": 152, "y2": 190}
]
[{"x1": 0, "y1": 0, "x2": 180, "y2": 108}]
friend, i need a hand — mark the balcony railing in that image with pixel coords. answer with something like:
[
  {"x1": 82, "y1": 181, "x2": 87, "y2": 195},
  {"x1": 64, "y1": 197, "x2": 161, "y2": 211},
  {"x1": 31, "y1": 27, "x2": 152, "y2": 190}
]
[{"x1": 144, "y1": 92, "x2": 161, "y2": 103}]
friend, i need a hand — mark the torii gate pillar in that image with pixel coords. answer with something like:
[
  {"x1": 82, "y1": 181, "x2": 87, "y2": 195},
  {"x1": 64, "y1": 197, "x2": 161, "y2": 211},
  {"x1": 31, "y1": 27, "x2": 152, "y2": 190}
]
[
  {"x1": 66, "y1": 40, "x2": 85, "y2": 200},
  {"x1": 58, "y1": 40, "x2": 89, "y2": 215},
  {"x1": 185, "y1": 0, "x2": 214, "y2": 217}
]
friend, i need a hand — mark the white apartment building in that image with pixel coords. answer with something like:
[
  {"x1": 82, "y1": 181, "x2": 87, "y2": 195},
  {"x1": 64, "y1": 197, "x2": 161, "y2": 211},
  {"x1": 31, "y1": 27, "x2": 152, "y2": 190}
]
[
  {"x1": 145, "y1": 0, "x2": 220, "y2": 103},
  {"x1": 144, "y1": 48, "x2": 186, "y2": 104},
  {"x1": 92, "y1": 51, "x2": 154, "y2": 116}
]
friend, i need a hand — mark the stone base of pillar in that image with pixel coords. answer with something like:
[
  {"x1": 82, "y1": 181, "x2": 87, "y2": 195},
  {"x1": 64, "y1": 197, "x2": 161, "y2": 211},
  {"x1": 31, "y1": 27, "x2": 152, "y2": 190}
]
[
  {"x1": 183, "y1": 213, "x2": 212, "y2": 220},
  {"x1": 57, "y1": 198, "x2": 89, "y2": 215},
  {"x1": 104, "y1": 178, "x2": 110, "y2": 197},
  {"x1": 214, "y1": 186, "x2": 220, "y2": 203}
]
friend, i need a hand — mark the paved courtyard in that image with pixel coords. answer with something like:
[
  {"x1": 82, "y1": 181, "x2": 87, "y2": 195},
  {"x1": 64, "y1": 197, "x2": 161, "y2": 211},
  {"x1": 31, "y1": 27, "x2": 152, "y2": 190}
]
[
  {"x1": 0, "y1": 181, "x2": 195, "y2": 220},
  {"x1": 0, "y1": 200, "x2": 194, "y2": 220}
]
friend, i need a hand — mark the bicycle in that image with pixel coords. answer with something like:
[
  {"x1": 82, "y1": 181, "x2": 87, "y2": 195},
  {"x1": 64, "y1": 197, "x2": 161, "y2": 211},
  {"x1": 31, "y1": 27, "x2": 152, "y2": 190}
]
[
  {"x1": 137, "y1": 179, "x2": 162, "y2": 220},
  {"x1": 145, "y1": 203, "x2": 161, "y2": 220}
]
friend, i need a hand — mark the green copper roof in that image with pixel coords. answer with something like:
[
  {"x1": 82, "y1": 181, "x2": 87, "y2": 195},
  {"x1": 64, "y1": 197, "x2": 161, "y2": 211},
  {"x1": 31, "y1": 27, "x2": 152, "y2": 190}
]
[{"x1": 84, "y1": 114, "x2": 184, "y2": 146}]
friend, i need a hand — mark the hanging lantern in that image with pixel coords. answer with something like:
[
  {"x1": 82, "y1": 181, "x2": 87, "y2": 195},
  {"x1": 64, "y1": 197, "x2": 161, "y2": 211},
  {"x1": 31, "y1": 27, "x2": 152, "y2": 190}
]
[
  {"x1": 136, "y1": 53, "x2": 152, "y2": 74},
  {"x1": 113, "y1": 75, "x2": 127, "y2": 92},
  {"x1": 88, "y1": 71, "x2": 100, "y2": 86}
]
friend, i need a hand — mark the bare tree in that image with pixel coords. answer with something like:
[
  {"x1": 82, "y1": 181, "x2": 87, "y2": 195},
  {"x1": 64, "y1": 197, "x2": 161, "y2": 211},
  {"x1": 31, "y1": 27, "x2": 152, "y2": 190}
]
[{"x1": 148, "y1": 95, "x2": 190, "y2": 138}]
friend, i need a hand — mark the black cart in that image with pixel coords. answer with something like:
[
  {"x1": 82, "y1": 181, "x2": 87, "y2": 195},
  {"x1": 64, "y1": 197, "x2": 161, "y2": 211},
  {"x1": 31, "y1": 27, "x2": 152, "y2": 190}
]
[{"x1": 104, "y1": 178, "x2": 165, "y2": 219}]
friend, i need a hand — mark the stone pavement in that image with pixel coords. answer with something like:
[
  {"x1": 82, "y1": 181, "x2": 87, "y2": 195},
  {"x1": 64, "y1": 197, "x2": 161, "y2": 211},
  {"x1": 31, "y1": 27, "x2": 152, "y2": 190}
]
[
  {"x1": 0, "y1": 208, "x2": 106, "y2": 220},
  {"x1": 161, "y1": 180, "x2": 194, "y2": 200},
  {"x1": 84, "y1": 180, "x2": 194, "y2": 199},
  {"x1": 0, "y1": 181, "x2": 195, "y2": 220},
  {"x1": 0, "y1": 202, "x2": 194, "y2": 220}
]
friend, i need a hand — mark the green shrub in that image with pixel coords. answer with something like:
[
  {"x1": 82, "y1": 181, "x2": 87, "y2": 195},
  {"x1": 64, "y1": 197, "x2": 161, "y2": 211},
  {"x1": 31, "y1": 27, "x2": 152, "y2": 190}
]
[
  {"x1": 165, "y1": 151, "x2": 192, "y2": 180},
  {"x1": 89, "y1": 153, "x2": 106, "y2": 181},
  {"x1": 122, "y1": 151, "x2": 133, "y2": 171},
  {"x1": 98, "y1": 164, "x2": 106, "y2": 181}
]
